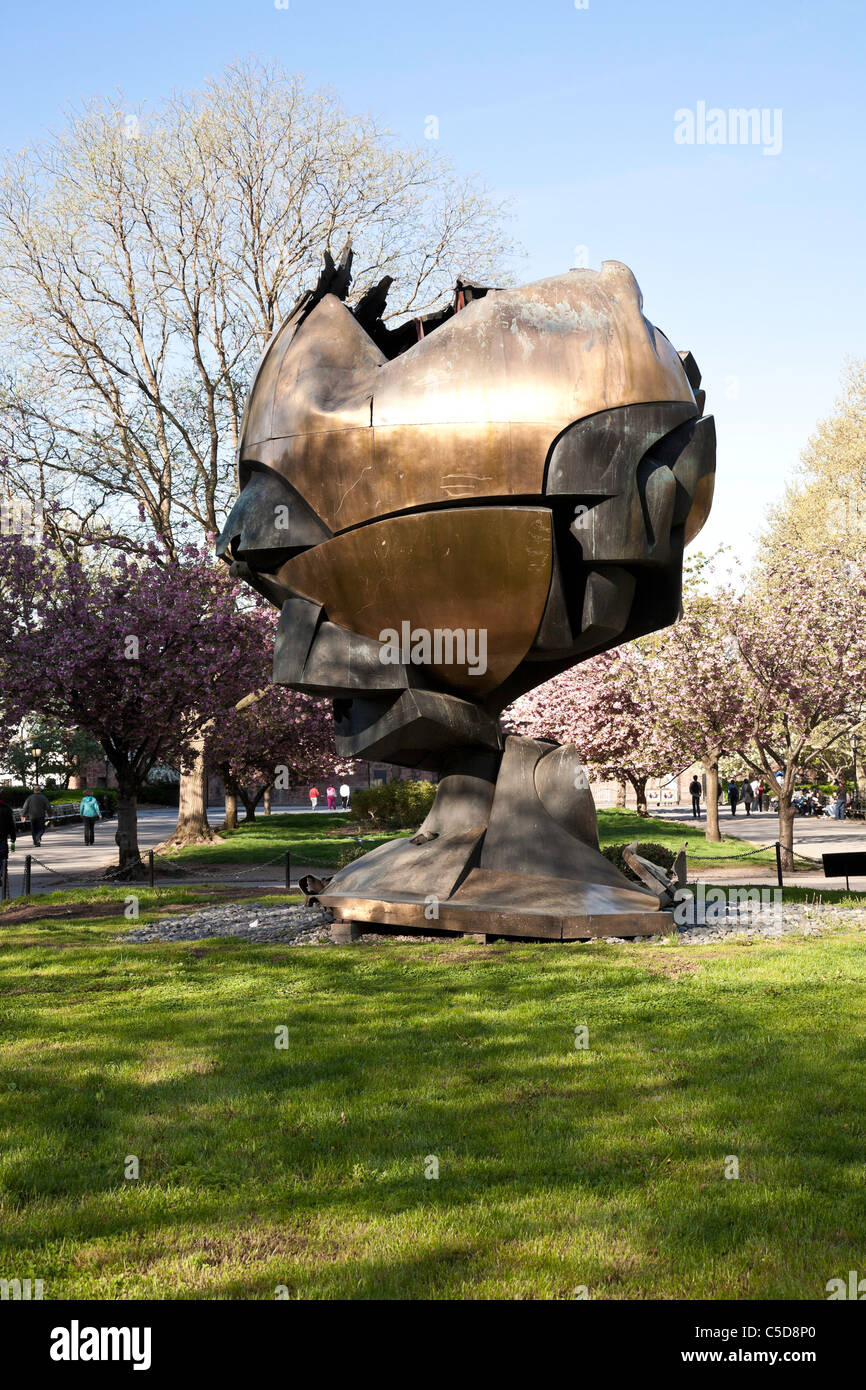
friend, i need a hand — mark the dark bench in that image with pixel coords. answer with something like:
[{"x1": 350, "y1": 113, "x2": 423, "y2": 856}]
[
  {"x1": 822, "y1": 852, "x2": 866, "y2": 892},
  {"x1": 14, "y1": 801, "x2": 84, "y2": 831}
]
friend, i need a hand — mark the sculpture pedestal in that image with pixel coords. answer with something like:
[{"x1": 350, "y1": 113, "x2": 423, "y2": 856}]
[{"x1": 319, "y1": 736, "x2": 673, "y2": 942}]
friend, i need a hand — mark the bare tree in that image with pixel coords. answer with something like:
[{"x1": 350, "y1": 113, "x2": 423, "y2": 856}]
[{"x1": 0, "y1": 58, "x2": 514, "y2": 840}]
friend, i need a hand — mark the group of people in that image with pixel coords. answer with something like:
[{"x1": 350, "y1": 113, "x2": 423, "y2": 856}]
[
  {"x1": 688, "y1": 775, "x2": 771, "y2": 818},
  {"x1": 793, "y1": 782, "x2": 851, "y2": 819},
  {"x1": 309, "y1": 782, "x2": 351, "y2": 811},
  {"x1": 0, "y1": 787, "x2": 104, "y2": 884},
  {"x1": 723, "y1": 777, "x2": 770, "y2": 817},
  {"x1": 687, "y1": 774, "x2": 853, "y2": 820}
]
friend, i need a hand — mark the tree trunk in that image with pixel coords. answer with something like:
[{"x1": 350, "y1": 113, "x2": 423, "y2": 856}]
[
  {"x1": 704, "y1": 752, "x2": 721, "y2": 842},
  {"x1": 778, "y1": 797, "x2": 796, "y2": 872},
  {"x1": 239, "y1": 785, "x2": 267, "y2": 821},
  {"x1": 630, "y1": 774, "x2": 649, "y2": 817},
  {"x1": 263, "y1": 786, "x2": 272, "y2": 815},
  {"x1": 616, "y1": 777, "x2": 627, "y2": 809},
  {"x1": 223, "y1": 788, "x2": 238, "y2": 831},
  {"x1": 114, "y1": 786, "x2": 145, "y2": 877},
  {"x1": 170, "y1": 738, "x2": 216, "y2": 846}
]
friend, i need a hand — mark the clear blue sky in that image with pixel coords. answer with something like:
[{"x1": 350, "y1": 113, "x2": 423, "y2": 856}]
[{"x1": 3, "y1": 0, "x2": 864, "y2": 559}]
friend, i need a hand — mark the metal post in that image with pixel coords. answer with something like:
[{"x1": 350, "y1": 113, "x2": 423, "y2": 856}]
[
  {"x1": 285, "y1": 850, "x2": 291, "y2": 891},
  {"x1": 775, "y1": 841, "x2": 783, "y2": 889},
  {"x1": 148, "y1": 849, "x2": 154, "y2": 888},
  {"x1": 23, "y1": 854, "x2": 31, "y2": 897}
]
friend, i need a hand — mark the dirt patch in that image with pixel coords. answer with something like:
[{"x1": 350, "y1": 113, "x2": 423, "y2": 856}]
[
  {"x1": 638, "y1": 955, "x2": 703, "y2": 980},
  {"x1": 0, "y1": 886, "x2": 293, "y2": 927},
  {"x1": 0, "y1": 900, "x2": 131, "y2": 925},
  {"x1": 421, "y1": 948, "x2": 512, "y2": 965},
  {"x1": 72, "y1": 1224, "x2": 329, "y2": 1277}
]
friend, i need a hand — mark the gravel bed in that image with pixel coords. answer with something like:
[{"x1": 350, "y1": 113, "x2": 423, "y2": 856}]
[
  {"x1": 618, "y1": 899, "x2": 866, "y2": 946},
  {"x1": 117, "y1": 898, "x2": 866, "y2": 948},
  {"x1": 119, "y1": 901, "x2": 334, "y2": 945}
]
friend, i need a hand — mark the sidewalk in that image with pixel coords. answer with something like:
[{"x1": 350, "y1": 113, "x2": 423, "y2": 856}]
[
  {"x1": 650, "y1": 805, "x2": 866, "y2": 860},
  {"x1": 1, "y1": 806, "x2": 331, "y2": 899},
  {"x1": 688, "y1": 866, "x2": 866, "y2": 892}
]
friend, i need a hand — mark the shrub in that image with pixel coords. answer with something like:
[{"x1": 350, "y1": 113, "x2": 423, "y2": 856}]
[
  {"x1": 336, "y1": 841, "x2": 375, "y2": 869},
  {"x1": 50, "y1": 789, "x2": 117, "y2": 817},
  {"x1": 351, "y1": 780, "x2": 437, "y2": 829},
  {"x1": 0, "y1": 785, "x2": 31, "y2": 806},
  {"x1": 602, "y1": 841, "x2": 675, "y2": 883},
  {"x1": 137, "y1": 783, "x2": 180, "y2": 806}
]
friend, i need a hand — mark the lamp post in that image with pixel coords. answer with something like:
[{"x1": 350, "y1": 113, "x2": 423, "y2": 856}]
[{"x1": 31, "y1": 746, "x2": 42, "y2": 786}]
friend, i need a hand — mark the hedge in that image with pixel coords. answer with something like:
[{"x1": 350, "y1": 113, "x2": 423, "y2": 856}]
[
  {"x1": 350, "y1": 780, "x2": 437, "y2": 829},
  {"x1": 601, "y1": 841, "x2": 675, "y2": 883}
]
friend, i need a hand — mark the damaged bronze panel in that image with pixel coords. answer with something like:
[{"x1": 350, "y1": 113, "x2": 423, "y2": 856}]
[{"x1": 235, "y1": 262, "x2": 696, "y2": 534}]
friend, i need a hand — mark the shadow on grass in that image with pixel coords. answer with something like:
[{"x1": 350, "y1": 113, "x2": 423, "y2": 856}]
[{"x1": 2, "y1": 938, "x2": 865, "y2": 1295}]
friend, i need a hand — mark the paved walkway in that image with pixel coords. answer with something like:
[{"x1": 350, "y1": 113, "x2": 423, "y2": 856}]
[
  {"x1": 648, "y1": 805, "x2": 866, "y2": 891},
  {"x1": 649, "y1": 805, "x2": 866, "y2": 859},
  {"x1": 2, "y1": 806, "x2": 332, "y2": 899}
]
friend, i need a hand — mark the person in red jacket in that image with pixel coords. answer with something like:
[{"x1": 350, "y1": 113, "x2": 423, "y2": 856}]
[{"x1": 309, "y1": 787, "x2": 319, "y2": 810}]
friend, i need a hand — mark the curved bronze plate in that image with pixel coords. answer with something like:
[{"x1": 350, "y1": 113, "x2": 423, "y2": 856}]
[
  {"x1": 276, "y1": 507, "x2": 553, "y2": 697},
  {"x1": 684, "y1": 470, "x2": 715, "y2": 545}
]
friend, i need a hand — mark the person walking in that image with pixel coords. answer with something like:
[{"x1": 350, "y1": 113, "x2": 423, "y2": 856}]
[
  {"x1": 80, "y1": 792, "x2": 102, "y2": 846},
  {"x1": 326, "y1": 784, "x2": 337, "y2": 811},
  {"x1": 688, "y1": 775, "x2": 702, "y2": 819},
  {"x1": 741, "y1": 778, "x2": 754, "y2": 816},
  {"x1": 309, "y1": 786, "x2": 319, "y2": 810},
  {"x1": 22, "y1": 787, "x2": 52, "y2": 847},
  {"x1": 727, "y1": 778, "x2": 739, "y2": 817},
  {"x1": 0, "y1": 792, "x2": 17, "y2": 892},
  {"x1": 756, "y1": 781, "x2": 766, "y2": 813},
  {"x1": 833, "y1": 781, "x2": 848, "y2": 820},
  {"x1": 340, "y1": 781, "x2": 351, "y2": 810}
]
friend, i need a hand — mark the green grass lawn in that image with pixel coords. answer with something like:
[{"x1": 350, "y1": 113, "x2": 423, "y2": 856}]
[
  {"x1": 2, "y1": 887, "x2": 866, "y2": 1299},
  {"x1": 596, "y1": 807, "x2": 778, "y2": 865},
  {"x1": 163, "y1": 806, "x2": 774, "y2": 871},
  {"x1": 165, "y1": 811, "x2": 406, "y2": 869}
]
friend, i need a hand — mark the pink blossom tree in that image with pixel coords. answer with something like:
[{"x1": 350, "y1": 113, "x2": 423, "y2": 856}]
[
  {"x1": 637, "y1": 597, "x2": 753, "y2": 840},
  {"x1": 206, "y1": 685, "x2": 350, "y2": 826},
  {"x1": 722, "y1": 555, "x2": 866, "y2": 867},
  {"x1": 505, "y1": 647, "x2": 686, "y2": 817},
  {"x1": 0, "y1": 537, "x2": 264, "y2": 874}
]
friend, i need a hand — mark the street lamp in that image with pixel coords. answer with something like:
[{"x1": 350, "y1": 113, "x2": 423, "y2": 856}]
[{"x1": 31, "y1": 746, "x2": 42, "y2": 786}]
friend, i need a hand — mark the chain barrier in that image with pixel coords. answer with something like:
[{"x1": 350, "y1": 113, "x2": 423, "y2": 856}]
[
  {"x1": 683, "y1": 841, "x2": 825, "y2": 878},
  {"x1": 150, "y1": 848, "x2": 293, "y2": 882},
  {"x1": 25, "y1": 854, "x2": 69, "y2": 877},
  {"x1": 686, "y1": 841, "x2": 776, "y2": 866},
  {"x1": 789, "y1": 849, "x2": 824, "y2": 868},
  {"x1": 1, "y1": 845, "x2": 300, "y2": 900}
]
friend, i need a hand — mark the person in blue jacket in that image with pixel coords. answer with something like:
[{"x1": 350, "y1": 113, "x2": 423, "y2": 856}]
[{"x1": 80, "y1": 793, "x2": 102, "y2": 846}]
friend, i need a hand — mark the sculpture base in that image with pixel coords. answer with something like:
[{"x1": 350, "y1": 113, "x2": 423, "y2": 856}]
[
  {"x1": 326, "y1": 898, "x2": 672, "y2": 943},
  {"x1": 319, "y1": 735, "x2": 673, "y2": 943}
]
